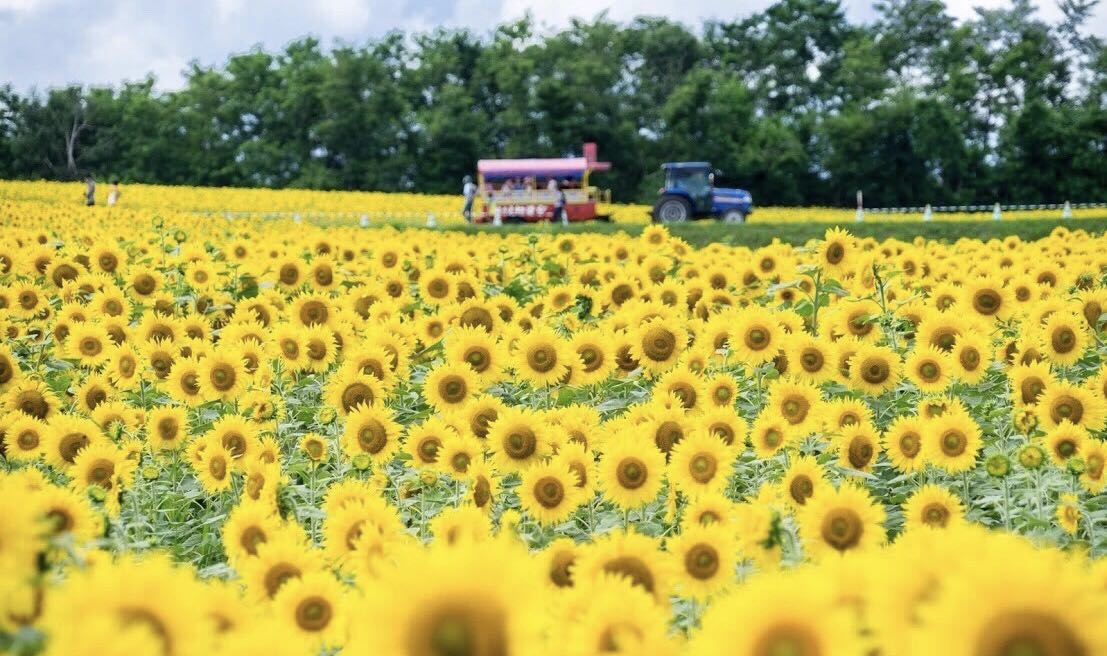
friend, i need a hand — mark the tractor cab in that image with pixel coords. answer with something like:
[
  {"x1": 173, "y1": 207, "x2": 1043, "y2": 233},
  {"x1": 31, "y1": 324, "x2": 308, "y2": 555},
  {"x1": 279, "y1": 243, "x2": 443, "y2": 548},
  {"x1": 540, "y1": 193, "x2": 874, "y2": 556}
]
[{"x1": 653, "y1": 162, "x2": 753, "y2": 224}]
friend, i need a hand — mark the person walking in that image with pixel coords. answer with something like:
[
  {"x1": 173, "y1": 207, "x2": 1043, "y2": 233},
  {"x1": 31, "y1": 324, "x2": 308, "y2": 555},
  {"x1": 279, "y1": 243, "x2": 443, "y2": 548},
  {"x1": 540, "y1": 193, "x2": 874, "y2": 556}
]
[
  {"x1": 107, "y1": 178, "x2": 121, "y2": 207},
  {"x1": 84, "y1": 174, "x2": 96, "y2": 206},
  {"x1": 553, "y1": 180, "x2": 567, "y2": 225},
  {"x1": 462, "y1": 175, "x2": 477, "y2": 223}
]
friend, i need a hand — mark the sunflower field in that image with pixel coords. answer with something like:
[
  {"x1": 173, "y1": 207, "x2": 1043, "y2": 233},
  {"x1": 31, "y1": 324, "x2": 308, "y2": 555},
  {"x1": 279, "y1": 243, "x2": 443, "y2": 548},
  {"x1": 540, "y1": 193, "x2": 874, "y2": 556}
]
[{"x1": 4, "y1": 202, "x2": 1107, "y2": 656}]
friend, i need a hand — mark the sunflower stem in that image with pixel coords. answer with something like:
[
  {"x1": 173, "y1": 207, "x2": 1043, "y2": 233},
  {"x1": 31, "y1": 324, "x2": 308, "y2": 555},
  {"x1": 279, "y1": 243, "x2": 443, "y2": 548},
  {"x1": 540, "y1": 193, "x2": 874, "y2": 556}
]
[{"x1": 1002, "y1": 475, "x2": 1011, "y2": 531}]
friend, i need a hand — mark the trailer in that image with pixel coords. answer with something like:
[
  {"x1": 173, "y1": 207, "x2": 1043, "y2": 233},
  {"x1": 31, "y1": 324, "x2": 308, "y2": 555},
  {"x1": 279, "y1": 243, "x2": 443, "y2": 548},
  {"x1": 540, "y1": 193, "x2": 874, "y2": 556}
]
[{"x1": 474, "y1": 143, "x2": 611, "y2": 223}]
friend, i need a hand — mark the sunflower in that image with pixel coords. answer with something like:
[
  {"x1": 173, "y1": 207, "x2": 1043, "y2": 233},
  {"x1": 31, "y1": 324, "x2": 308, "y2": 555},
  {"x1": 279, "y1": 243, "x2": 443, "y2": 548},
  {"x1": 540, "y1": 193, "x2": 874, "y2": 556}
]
[
  {"x1": 783, "y1": 332, "x2": 835, "y2": 384},
  {"x1": 667, "y1": 523, "x2": 736, "y2": 600},
  {"x1": 487, "y1": 407, "x2": 553, "y2": 473},
  {"x1": 197, "y1": 348, "x2": 248, "y2": 403},
  {"x1": 1044, "y1": 420, "x2": 1087, "y2": 466},
  {"x1": 45, "y1": 414, "x2": 105, "y2": 469},
  {"x1": 144, "y1": 406, "x2": 188, "y2": 452},
  {"x1": 961, "y1": 276, "x2": 1014, "y2": 320},
  {"x1": 905, "y1": 344, "x2": 953, "y2": 393},
  {"x1": 797, "y1": 482, "x2": 886, "y2": 560},
  {"x1": 1039, "y1": 380, "x2": 1106, "y2": 430},
  {"x1": 423, "y1": 363, "x2": 478, "y2": 412},
  {"x1": 882, "y1": 415, "x2": 927, "y2": 473},
  {"x1": 574, "y1": 530, "x2": 670, "y2": 604},
  {"x1": 729, "y1": 307, "x2": 783, "y2": 365},
  {"x1": 950, "y1": 333, "x2": 992, "y2": 383},
  {"x1": 222, "y1": 501, "x2": 283, "y2": 565},
  {"x1": 747, "y1": 412, "x2": 791, "y2": 459},
  {"x1": 512, "y1": 326, "x2": 571, "y2": 386},
  {"x1": 696, "y1": 407, "x2": 748, "y2": 449},
  {"x1": 445, "y1": 327, "x2": 504, "y2": 384},
  {"x1": 102, "y1": 342, "x2": 141, "y2": 391},
  {"x1": 346, "y1": 539, "x2": 543, "y2": 655},
  {"x1": 302, "y1": 325, "x2": 338, "y2": 373},
  {"x1": 341, "y1": 403, "x2": 401, "y2": 463},
  {"x1": 196, "y1": 440, "x2": 235, "y2": 494},
  {"x1": 1039, "y1": 311, "x2": 1088, "y2": 365},
  {"x1": 925, "y1": 411, "x2": 982, "y2": 473},
  {"x1": 847, "y1": 344, "x2": 902, "y2": 395},
  {"x1": 780, "y1": 454, "x2": 827, "y2": 510},
  {"x1": 37, "y1": 484, "x2": 103, "y2": 546},
  {"x1": 241, "y1": 531, "x2": 326, "y2": 601},
  {"x1": 644, "y1": 406, "x2": 690, "y2": 459},
  {"x1": 519, "y1": 461, "x2": 582, "y2": 526},
  {"x1": 321, "y1": 366, "x2": 382, "y2": 416},
  {"x1": 5, "y1": 379, "x2": 61, "y2": 421},
  {"x1": 1080, "y1": 440, "x2": 1107, "y2": 493},
  {"x1": 72, "y1": 441, "x2": 133, "y2": 509},
  {"x1": 902, "y1": 484, "x2": 965, "y2": 531},
  {"x1": 817, "y1": 227, "x2": 857, "y2": 276},
  {"x1": 763, "y1": 379, "x2": 821, "y2": 434},
  {"x1": 914, "y1": 528, "x2": 1107, "y2": 656},
  {"x1": 439, "y1": 431, "x2": 482, "y2": 477},
  {"x1": 1008, "y1": 360, "x2": 1054, "y2": 408},
  {"x1": 290, "y1": 293, "x2": 332, "y2": 328},
  {"x1": 405, "y1": 417, "x2": 457, "y2": 469},
  {"x1": 4, "y1": 414, "x2": 48, "y2": 461},
  {"x1": 272, "y1": 571, "x2": 347, "y2": 647},
  {"x1": 688, "y1": 567, "x2": 862, "y2": 656},
  {"x1": 629, "y1": 317, "x2": 687, "y2": 373},
  {"x1": 598, "y1": 433, "x2": 666, "y2": 511},
  {"x1": 916, "y1": 312, "x2": 966, "y2": 352},
  {"x1": 669, "y1": 431, "x2": 730, "y2": 498},
  {"x1": 835, "y1": 423, "x2": 881, "y2": 473}
]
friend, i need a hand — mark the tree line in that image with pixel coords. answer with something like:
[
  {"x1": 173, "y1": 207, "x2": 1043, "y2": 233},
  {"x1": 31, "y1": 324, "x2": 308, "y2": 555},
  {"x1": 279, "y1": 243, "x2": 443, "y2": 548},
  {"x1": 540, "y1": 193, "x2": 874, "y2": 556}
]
[{"x1": 1, "y1": 0, "x2": 1105, "y2": 207}]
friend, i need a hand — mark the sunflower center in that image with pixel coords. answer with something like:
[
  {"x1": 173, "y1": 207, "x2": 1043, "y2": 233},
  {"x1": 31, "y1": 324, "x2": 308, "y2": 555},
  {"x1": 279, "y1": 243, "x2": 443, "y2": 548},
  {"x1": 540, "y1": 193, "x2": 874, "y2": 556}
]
[
  {"x1": 642, "y1": 327, "x2": 676, "y2": 362},
  {"x1": 975, "y1": 611, "x2": 1085, "y2": 656},
  {"x1": 820, "y1": 508, "x2": 864, "y2": 551},
  {"x1": 342, "y1": 383, "x2": 375, "y2": 412},
  {"x1": 800, "y1": 350, "x2": 823, "y2": 372},
  {"x1": 1020, "y1": 378, "x2": 1045, "y2": 405},
  {"x1": 684, "y1": 543, "x2": 720, "y2": 580},
  {"x1": 412, "y1": 606, "x2": 508, "y2": 656},
  {"x1": 527, "y1": 346, "x2": 557, "y2": 373},
  {"x1": 860, "y1": 359, "x2": 890, "y2": 384},
  {"x1": 921, "y1": 503, "x2": 951, "y2": 528},
  {"x1": 279, "y1": 264, "x2": 299, "y2": 285},
  {"x1": 133, "y1": 274, "x2": 156, "y2": 295},
  {"x1": 616, "y1": 457, "x2": 648, "y2": 489},
  {"x1": 473, "y1": 477, "x2": 492, "y2": 508},
  {"x1": 451, "y1": 452, "x2": 470, "y2": 473},
  {"x1": 654, "y1": 422, "x2": 684, "y2": 455},
  {"x1": 919, "y1": 361, "x2": 940, "y2": 382},
  {"x1": 781, "y1": 397, "x2": 810, "y2": 424},
  {"x1": 263, "y1": 563, "x2": 301, "y2": 598},
  {"x1": 210, "y1": 364, "x2": 236, "y2": 391},
  {"x1": 440, "y1": 377, "x2": 467, "y2": 403},
  {"x1": 17, "y1": 430, "x2": 40, "y2": 450},
  {"x1": 465, "y1": 349, "x2": 489, "y2": 372},
  {"x1": 602, "y1": 556, "x2": 655, "y2": 594},
  {"x1": 763, "y1": 428, "x2": 783, "y2": 449},
  {"x1": 898, "y1": 432, "x2": 921, "y2": 458},
  {"x1": 208, "y1": 455, "x2": 228, "y2": 480},
  {"x1": 745, "y1": 327, "x2": 769, "y2": 350},
  {"x1": 847, "y1": 437, "x2": 874, "y2": 469},
  {"x1": 240, "y1": 526, "x2": 267, "y2": 556},
  {"x1": 941, "y1": 430, "x2": 967, "y2": 457},
  {"x1": 59, "y1": 433, "x2": 89, "y2": 464},
  {"x1": 972, "y1": 289, "x2": 1001, "y2": 315},
  {"x1": 825, "y1": 242, "x2": 845, "y2": 264},
  {"x1": 789, "y1": 475, "x2": 814, "y2": 505},
  {"x1": 1056, "y1": 439, "x2": 1077, "y2": 459},
  {"x1": 418, "y1": 438, "x2": 442, "y2": 463},
  {"x1": 550, "y1": 551, "x2": 575, "y2": 588},
  {"x1": 752, "y1": 623, "x2": 822, "y2": 656},
  {"x1": 17, "y1": 392, "x2": 49, "y2": 419},
  {"x1": 298, "y1": 300, "x2": 328, "y2": 326},
  {"x1": 504, "y1": 430, "x2": 537, "y2": 460},
  {"x1": 295, "y1": 597, "x2": 333, "y2": 632},
  {"x1": 1051, "y1": 328, "x2": 1076, "y2": 354},
  {"x1": 959, "y1": 348, "x2": 981, "y2": 370},
  {"x1": 534, "y1": 476, "x2": 565, "y2": 508},
  {"x1": 1050, "y1": 396, "x2": 1084, "y2": 425}
]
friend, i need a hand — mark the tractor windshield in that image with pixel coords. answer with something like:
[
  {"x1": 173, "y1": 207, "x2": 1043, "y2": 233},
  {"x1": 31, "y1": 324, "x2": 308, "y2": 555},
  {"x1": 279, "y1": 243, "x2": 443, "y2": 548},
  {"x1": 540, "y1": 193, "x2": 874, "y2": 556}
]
[{"x1": 668, "y1": 168, "x2": 710, "y2": 195}]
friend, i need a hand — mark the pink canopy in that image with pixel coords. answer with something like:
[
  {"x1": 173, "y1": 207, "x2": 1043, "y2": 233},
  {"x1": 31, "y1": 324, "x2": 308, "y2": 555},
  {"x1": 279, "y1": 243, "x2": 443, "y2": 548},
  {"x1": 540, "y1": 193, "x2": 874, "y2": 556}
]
[{"x1": 477, "y1": 144, "x2": 611, "y2": 181}]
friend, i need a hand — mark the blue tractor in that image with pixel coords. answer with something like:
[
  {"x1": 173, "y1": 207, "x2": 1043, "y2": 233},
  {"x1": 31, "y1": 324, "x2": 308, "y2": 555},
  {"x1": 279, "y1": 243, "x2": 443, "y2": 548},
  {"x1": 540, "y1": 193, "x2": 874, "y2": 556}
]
[{"x1": 651, "y1": 162, "x2": 753, "y2": 224}]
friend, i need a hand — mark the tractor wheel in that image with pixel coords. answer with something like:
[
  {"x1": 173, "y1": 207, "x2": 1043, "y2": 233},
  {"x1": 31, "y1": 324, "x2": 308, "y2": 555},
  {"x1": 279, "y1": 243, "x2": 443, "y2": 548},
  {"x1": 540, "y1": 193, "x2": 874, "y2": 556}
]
[
  {"x1": 722, "y1": 209, "x2": 746, "y2": 224},
  {"x1": 654, "y1": 196, "x2": 691, "y2": 223}
]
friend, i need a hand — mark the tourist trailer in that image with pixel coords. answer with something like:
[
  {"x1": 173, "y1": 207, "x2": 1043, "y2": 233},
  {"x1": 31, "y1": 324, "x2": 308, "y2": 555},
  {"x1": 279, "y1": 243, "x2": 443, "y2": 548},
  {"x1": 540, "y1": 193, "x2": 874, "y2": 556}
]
[{"x1": 474, "y1": 143, "x2": 611, "y2": 223}]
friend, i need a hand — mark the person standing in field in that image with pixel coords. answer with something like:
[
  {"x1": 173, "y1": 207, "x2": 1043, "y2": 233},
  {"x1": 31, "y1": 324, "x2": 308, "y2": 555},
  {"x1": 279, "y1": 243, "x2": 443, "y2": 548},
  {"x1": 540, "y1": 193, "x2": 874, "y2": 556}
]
[
  {"x1": 462, "y1": 175, "x2": 477, "y2": 223},
  {"x1": 84, "y1": 174, "x2": 96, "y2": 206},
  {"x1": 553, "y1": 180, "x2": 567, "y2": 224},
  {"x1": 107, "y1": 178, "x2": 121, "y2": 207}
]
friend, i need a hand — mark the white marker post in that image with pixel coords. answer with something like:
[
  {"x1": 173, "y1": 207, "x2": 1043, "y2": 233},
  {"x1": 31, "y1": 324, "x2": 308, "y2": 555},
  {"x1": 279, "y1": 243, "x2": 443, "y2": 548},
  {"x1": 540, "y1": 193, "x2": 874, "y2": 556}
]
[
  {"x1": 426, "y1": 213, "x2": 436, "y2": 228},
  {"x1": 923, "y1": 204, "x2": 933, "y2": 222},
  {"x1": 1063, "y1": 201, "x2": 1072, "y2": 219},
  {"x1": 855, "y1": 191, "x2": 864, "y2": 223},
  {"x1": 360, "y1": 214, "x2": 369, "y2": 227},
  {"x1": 992, "y1": 203, "x2": 1001, "y2": 221}
]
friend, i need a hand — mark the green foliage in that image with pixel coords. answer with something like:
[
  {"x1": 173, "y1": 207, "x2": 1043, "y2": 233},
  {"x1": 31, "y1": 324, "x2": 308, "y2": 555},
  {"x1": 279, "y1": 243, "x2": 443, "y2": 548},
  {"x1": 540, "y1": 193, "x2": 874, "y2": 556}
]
[{"x1": 0, "y1": 0, "x2": 1104, "y2": 205}]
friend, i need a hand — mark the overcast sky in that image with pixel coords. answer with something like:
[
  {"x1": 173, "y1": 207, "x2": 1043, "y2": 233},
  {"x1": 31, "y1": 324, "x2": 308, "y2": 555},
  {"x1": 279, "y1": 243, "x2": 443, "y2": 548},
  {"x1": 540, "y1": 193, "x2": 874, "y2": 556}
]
[{"x1": 1, "y1": 0, "x2": 1104, "y2": 93}]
